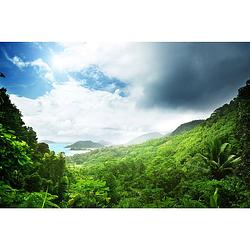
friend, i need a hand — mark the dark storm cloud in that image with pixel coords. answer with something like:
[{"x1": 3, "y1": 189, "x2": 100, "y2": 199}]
[{"x1": 140, "y1": 43, "x2": 250, "y2": 110}]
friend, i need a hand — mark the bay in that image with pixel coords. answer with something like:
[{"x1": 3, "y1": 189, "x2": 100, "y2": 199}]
[{"x1": 48, "y1": 143, "x2": 91, "y2": 156}]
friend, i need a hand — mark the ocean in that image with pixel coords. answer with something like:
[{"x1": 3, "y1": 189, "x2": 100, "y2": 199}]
[{"x1": 48, "y1": 143, "x2": 91, "y2": 156}]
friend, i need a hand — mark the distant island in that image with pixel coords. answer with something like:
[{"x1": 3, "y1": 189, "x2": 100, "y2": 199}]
[{"x1": 65, "y1": 140, "x2": 104, "y2": 150}]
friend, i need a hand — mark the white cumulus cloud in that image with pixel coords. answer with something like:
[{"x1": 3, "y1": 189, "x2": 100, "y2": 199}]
[
  {"x1": 52, "y1": 43, "x2": 154, "y2": 85},
  {"x1": 8, "y1": 43, "x2": 211, "y2": 144}
]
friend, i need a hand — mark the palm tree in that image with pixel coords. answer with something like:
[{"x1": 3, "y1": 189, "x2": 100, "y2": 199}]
[{"x1": 199, "y1": 138, "x2": 241, "y2": 180}]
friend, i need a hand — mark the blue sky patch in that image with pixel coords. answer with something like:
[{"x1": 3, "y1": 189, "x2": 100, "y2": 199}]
[
  {"x1": 70, "y1": 65, "x2": 128, "y2": 96},
  {"x1": 0, "y1": 43, "x2": 128, "y2": 98}
]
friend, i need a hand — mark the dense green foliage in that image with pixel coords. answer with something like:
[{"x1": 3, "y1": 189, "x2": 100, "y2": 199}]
[
  {"x1": 0, "y1": 83, "x2": 249, "y2": 208},
  {"x1": 0, "y1": 88, "x2": 66, "y2": 207}
]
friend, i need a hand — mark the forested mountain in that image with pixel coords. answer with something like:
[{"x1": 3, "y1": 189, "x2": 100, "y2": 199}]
[
  {"x1": 65, "y1": 140, "x2": 104, "y2": 150},
  {"x1": 126, "y1": 132, "x2": 163, "y2": 145},
  {"x1": 0, "y1": 81, "x2": 250, "y2": 208}
]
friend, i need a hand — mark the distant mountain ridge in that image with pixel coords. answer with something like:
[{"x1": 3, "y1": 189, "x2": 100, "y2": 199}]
[
  {"x1": 40, "y1": 140, "x2": 55, "y2": 144},
  {"x1": 65, "y1": 140, "x2": 104, "y2": 150},
  {"x1": 171, "y1": 120, "x2": 205, "y2": 136},
  {"x1": 98, "y1": 140, "x2": 111, "y2": 146},
  {"x1": 127, "y1": 132, "x2": 163, "y2": 145}
]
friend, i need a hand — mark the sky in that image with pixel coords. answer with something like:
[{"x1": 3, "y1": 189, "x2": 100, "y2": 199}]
[{"x1": 0, "y1": 42, "x2": 249, "y2": 144}]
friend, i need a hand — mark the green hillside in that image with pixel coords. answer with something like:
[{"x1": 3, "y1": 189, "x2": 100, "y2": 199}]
[
  {"x1": 171, "y1": 119, "x2": 204, "y2": 136},
  {"x1": 0, "y1": 82, "x2": 249, "y2": 208},
  {"x1": 66, "y1": 83, "x2": 250, "y2": 208}
]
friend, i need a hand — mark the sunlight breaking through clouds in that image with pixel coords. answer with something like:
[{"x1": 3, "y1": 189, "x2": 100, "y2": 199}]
[{"x1": 4, "y1": 42, "x2": 245, "y2": 143}]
